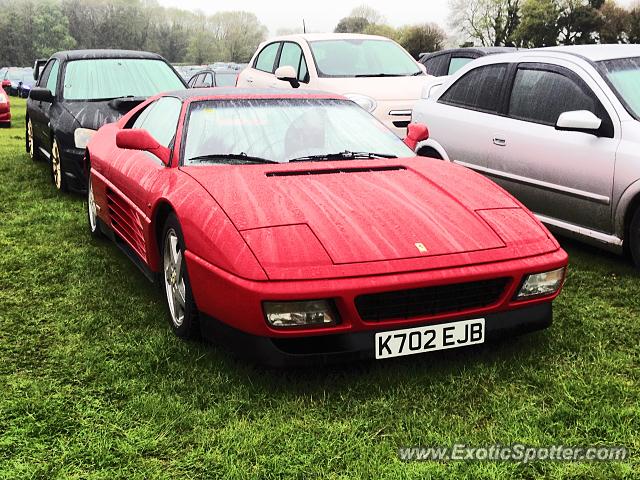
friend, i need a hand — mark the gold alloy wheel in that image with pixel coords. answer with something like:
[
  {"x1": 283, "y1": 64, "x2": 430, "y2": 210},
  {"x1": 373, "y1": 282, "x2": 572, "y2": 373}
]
[
  {"x1": 51, "y1": 140, "x2": 62, "y2": 190},
  {"x1": 27, "y1": 120, "x2": 34, "y2": 159}
]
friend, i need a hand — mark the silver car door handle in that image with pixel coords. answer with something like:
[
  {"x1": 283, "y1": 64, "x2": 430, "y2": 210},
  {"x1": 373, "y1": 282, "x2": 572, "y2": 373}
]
[{"x1": 493, "y1": 137, "x2": 506, "y2": 146}]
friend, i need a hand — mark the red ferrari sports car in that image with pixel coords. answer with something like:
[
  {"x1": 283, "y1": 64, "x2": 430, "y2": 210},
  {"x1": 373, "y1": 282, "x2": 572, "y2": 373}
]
[
  {"x1": 85, "y1": 88, "x2": 568, "y2": 366},
  {"x1": 0, "y1": 88, "x2": 10, "y2": 127}
]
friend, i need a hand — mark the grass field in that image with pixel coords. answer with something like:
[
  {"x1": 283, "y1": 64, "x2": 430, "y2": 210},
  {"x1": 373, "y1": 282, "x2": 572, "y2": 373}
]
[{"x1": 0, "y1": 97, "x2": 638, "y2": 479}]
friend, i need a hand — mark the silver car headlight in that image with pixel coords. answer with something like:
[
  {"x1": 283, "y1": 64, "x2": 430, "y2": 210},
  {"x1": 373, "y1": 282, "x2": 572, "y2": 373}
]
[
  {"x1": 345, "y1": 93, "x2": 377, "y2": 113},
  {"x1": 74, "y1": 128, "x2": 97, "y2": 149},
  {"x1": 264, "y1": 300, "x2": 339, "y2": 328},
  {"x1": 515, "y1": 267, "x2": 566, "y2": 300}
]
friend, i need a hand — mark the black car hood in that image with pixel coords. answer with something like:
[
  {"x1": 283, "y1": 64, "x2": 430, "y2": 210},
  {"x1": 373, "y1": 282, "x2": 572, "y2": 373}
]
[{"x1": 61, "y1": 98, "x2": 145, "y2": 131}]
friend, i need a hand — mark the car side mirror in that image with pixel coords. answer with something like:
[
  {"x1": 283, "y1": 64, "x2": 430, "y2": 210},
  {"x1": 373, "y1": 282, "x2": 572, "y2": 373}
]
[
  {"x1": 275, "y1": 65, "x2": 300, "y2": 88},
  {"x1": 404, "y1": 123, "x2": 430, "y2": 150},
  {"x1": 29, "y1": 87, "x2": 54, "y2": 103},
  {"x1": 116, "y1": 129, "x2": 171, "y2": 166},
  {"x1": 555, "y1": 110, "x2": 602, "y2": 135}
]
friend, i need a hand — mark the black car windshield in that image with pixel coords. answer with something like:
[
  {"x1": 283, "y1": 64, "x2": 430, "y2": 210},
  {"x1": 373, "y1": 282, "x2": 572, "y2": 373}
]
[
  {"x1": 63, "y1": 58, "x2": 185, "y2": 101},
  {"x1": 309, "y1": 39, "x2": 422, "y2": 77},
  {"x1": 183, "y1": 98, "x2": 414, "y2": 165},
  {"x1": 599, "y1": 57, "x2": 640, "y2": 118}
]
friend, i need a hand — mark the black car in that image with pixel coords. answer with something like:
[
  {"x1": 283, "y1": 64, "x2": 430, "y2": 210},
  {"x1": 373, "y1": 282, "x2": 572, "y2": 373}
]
[
  {"x1": 26, "y1": 49, "x2": 187, "y2": 192},
  {"x1": 187, "y1": 69, "x2": 239, "y2": 88},
  {"x1": 419, "y1": 47, "x2": 517, "y2": 77}
]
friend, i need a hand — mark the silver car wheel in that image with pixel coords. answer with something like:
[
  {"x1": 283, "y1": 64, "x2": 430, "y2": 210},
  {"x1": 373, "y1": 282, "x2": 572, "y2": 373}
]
[
  {"x1": 163, "y1": 228, "x2": 186, "y2": 328},
  {"x1": 87, "y1": 176, "x2": 97, "y2": 232}
]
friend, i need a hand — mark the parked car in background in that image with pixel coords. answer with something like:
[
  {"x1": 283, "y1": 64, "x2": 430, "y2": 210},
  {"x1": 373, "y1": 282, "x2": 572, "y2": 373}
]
[
  {"x1": 2, "y1": 67, "x2": 29, "y2": 94},
  {"x1": 187, "y1": 68, "x2": 239, "y2": 88},
  {"x1": 411, "y1": 44, "x2": 640, "y2": 265},
  {"x1": 237, "y1": 33, "x2": 430, "y2": 136},
  {"x1": 9, "y1": 69, "x2": 35, "y2": 97},
  {"x1": 84, "y1": 87, "x2": 567, "y2": 366},
  {"x1": 419, "y1": 47, "x2": 516, "y2": 77},
  {"x1": 0, "y1": 88, "x2": 11, "y2": 127},
  {"x1": 26, "y1": 49, "x2": 186, "y2": 192},
  {"x1": 175, "y1": 65, "x2": 203, "y2": 81}
]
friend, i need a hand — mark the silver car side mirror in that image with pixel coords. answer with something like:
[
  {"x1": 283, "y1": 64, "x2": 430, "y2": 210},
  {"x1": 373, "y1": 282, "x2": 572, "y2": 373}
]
[{"x1": 556, "y1": 110, "x2": 602, "y2": 134}]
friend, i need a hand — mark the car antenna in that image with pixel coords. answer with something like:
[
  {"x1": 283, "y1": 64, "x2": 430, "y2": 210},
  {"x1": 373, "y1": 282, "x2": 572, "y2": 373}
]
[{"x1": 303, "y1": 19, "x2": 306, "y2": 34}]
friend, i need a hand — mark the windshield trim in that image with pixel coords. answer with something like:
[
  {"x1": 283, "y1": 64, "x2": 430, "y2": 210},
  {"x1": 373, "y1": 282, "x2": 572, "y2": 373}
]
[
  {"x1": 307, "y1": 38, "x2": 421, "y2": 78},
  {"x1": 596, "y1": 57, "x2": 640, "y2": 122},
  {"x1": 60, "y1": 57, "x2": 187, "y2": 102}
]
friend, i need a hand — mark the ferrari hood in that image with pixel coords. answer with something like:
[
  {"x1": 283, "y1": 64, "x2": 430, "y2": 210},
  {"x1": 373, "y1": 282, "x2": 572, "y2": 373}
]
[{"x1": 182, "y1": 158, "x2": 556, "y2": 279}]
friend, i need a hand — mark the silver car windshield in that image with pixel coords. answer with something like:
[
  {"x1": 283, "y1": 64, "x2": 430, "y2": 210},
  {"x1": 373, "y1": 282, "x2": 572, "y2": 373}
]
[
  {"x1": 309, "y1": 39, "x2": 422, "y2": 78},
  {"x1": 183, "y1": 98, "x2": 414, "y2": 165},
  {"x1": 599, "y1": 57, "x2": 640, "y2": 118},
  {"x1": 63, "y1": 59, "x2": 185, "y2": 101}
]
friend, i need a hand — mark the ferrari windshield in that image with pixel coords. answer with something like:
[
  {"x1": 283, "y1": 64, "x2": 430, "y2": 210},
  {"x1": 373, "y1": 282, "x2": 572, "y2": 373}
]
[
  {"x1": 309, "y1": 39, "x2": 422, "y2": 77},
  {"x1": 63, "y1": 58, "x2": 185, "y2": 101},
  {"x1": 183, "y1": 98, "x2": 414, "y2": 165},
  {"x1": 599, "y1": 57, "x2": 640, "y2": 118}
]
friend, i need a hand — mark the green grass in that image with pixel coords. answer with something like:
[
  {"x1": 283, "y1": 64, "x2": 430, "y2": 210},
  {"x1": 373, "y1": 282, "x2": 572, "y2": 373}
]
[{"x1": 0, "y1": 98, "x2": 638, "y2": 479}]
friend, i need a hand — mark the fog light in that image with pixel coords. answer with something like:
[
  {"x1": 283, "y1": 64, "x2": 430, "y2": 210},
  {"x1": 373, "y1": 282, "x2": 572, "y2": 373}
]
[
  {"x1": 516, "y1": 267, "x2": 566, "y2": 300},
  {"x1": 264, "y1": 300, "x2": 338, "y2": 328}
]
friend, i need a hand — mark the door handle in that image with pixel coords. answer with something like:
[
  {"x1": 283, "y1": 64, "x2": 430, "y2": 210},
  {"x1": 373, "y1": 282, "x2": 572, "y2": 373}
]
[
  {"x1": 493, "y1": 137, "x2": 506, "y2": 147},
  {"x1": 246, "y1": 77, "x2": 254, "y2": 83}
]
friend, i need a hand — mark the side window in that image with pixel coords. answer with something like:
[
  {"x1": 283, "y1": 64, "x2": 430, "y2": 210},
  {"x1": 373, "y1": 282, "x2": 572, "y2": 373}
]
[
  {"x1": 202, "y1": 73, "x2": 213, "y2": 87},
  {"x1": 298, "y1": 56, "x2": 309, "y2": 83},
  {"x1": 255, "y1": 42, "x2": 280, "y2": 73},
  {"x1": 193, "y1": 74, "x2": 205, "y2": 88},
  {"x1": 278, "y1": 42, "x2": 309, "y2": 83},
  {"x1": 448, "y1": 57, "x2": 474, "y2": 76},
  {"x1": 439, "y1": 64, "x2": 507, "y2": 113},
  {"x1": 38, "y1": 60, "x2": 54, "y2": 88},
  {"x1": 423, "y1": 54, "x2": 448, "y2": 76},
  {"x1": 46, "y1": 60, "x2": 60, "y2": 96},
  {"x1": 188, "y1": 75, "x2": 197, "y2": 88},
  {"x1": 132, "y1": 97, "x2": 182, "y2": 148},
  {"x1": 508, "y1": 68, "x2": 597, "y2": 126}
]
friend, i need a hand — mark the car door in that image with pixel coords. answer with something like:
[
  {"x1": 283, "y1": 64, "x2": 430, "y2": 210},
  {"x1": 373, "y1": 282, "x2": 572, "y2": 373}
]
[
  {"x1": 429, "y1": 63, "x2": 509, "y2": 166},
  {"x1": 484, "y1": 62, "x2": 619, "y2": 233},
  {"x1": 271, "y1": 41, "x2": 311, "y2": 89},
  {"x1": 109, "y1": 97, "x2": 183, "y2": 216},
  {"x1": 30, "y1": 59, "x2": 59, "y2": 149},
  {"x1": 241, "y1": 42, "x2": 281, "y2": 87}
]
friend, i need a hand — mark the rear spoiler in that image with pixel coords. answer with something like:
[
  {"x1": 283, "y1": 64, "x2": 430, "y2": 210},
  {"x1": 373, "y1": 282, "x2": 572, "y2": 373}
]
[{"x1": 33, "y1": 59, "x2": 47, "y2": 81}]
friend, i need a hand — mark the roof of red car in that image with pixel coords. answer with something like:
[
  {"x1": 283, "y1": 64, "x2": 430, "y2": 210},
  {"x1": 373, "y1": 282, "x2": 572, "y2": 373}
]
[{"x1": 165, "y1": 87, "x2": 346, "y2": 102}]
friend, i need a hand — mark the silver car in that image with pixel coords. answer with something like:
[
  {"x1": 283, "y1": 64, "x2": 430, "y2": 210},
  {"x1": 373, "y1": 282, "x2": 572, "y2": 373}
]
[{"x1": 411, "y1": 45, "x2": 640, "y2": 265}]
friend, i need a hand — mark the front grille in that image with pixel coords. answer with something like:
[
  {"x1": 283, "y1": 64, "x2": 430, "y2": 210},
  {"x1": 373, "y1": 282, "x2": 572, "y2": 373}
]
[{"x1": 355, "y1": 278, "x2": 509, "y2": 322}]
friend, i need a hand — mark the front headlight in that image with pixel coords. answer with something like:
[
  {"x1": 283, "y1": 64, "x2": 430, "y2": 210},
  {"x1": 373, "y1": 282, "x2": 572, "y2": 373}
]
[
  {"x1": 74, "y1": 128, "x2": 97, "y2": 149},
  {"x1": 345, "y1": 93, "x2": 377, "y2": 113},
  {"x1": 264, "y1": 300, "x2": 339, "y2": 328},
  {"x1": 515, "y1": 267, "x2": 566, "y2": 300}
]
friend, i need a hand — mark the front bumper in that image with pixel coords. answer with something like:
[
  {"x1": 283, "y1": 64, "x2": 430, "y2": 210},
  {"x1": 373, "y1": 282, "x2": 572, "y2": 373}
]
[
  {"x1": 200, "y1": 302, "x2": 553, "y2": 367},
  {"x1": 59, "y1": 144, "x2": 87, "y2": 192}
]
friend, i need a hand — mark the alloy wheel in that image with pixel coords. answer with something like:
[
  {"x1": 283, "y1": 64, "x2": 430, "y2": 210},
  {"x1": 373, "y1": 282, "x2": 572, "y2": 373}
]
[
  {"x1": 163, "y1": 228, "x2": 186, "y2": 328},
  {"x1": 51, "y1": 140, "x2": 62, "y2": 189},
  {"x1": 27, "y1": 120, "x2": 34, "y2": 159}
]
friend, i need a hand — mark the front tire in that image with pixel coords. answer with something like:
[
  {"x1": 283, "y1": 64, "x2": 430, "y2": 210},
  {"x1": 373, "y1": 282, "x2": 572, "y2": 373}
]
[
  {"x1": 26, "y1": 119, "x2": 37, "y2": 160},
  {"x1": 86, "y1": 169, "x2": 104, "y2": 239},
  {"x1": 50, "y1": 138, "x2": 68, "y2": 192},
  {"x1": 161, "y1": 213, "x2": 199, "y2": 339}
]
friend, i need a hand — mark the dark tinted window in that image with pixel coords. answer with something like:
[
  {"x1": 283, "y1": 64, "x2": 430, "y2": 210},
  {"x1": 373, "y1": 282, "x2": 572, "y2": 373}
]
[
  {"x1": 508, "y1": 68, "x2": 596, "y2": 125},
  {"x1": 422, "y1": 54, "x2": 448, "y2": 76},
  {"x1": 440, "y1": 64, "x2": 507, "y2": 112},
  {"x1": 255, "y1": 43, "x2": 280, "y2": 73}
]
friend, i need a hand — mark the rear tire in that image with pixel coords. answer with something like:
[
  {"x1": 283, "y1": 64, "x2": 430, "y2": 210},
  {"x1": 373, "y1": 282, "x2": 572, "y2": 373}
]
[
  {"x1": 161, "y1": 213, "x2": 199, "y2": 339},
  {"x1": 628, "y1": 207, "x2": 640, "y2": 267}
]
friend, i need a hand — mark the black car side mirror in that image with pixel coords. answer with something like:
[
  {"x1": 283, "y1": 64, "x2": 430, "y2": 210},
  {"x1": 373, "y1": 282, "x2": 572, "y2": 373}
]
[{"x1": 30, "y1": 87, "x2": 54, "y2": 103}]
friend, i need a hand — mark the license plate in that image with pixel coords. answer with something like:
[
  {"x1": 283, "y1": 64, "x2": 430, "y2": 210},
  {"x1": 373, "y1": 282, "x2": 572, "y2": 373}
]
[{"x1": 375, "y1": 318, "x2": 485, "y2": 359}]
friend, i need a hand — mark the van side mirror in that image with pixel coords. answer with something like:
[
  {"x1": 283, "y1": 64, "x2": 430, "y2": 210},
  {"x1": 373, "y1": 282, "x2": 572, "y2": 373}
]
[
  {"x1": 275, "y1": 65, "x2": 300, "y2": 88},
  {"x1": 116, "y1": 129, "x2": 171, "y2": 166}
]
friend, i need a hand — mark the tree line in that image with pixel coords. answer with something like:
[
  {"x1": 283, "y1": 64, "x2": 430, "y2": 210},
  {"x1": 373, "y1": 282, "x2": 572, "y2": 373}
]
[
  {"x1": 449, "y1": 0, "x2": 640, "y2": 48},
  {"x1": 0, "y1": 0, "x2": 268, "y2": 67}
]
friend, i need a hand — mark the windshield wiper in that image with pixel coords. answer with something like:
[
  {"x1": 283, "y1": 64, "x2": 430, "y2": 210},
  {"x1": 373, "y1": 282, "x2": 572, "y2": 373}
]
[
  {"x1": 187, "y1": 153, "x2": 279, "y2": 164},
  {"x1": 354, "y1": 73, "x2": 404, "y2": 78},
  {"x1": 288, "y1": 151, "x2": 398, "y2": 162}
]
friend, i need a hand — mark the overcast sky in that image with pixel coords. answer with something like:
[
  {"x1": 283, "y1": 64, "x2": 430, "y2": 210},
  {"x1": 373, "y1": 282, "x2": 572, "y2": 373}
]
[
  {"x1": 158, "y1": 0, "x2": 638, "y2": 36},
  {"x1": 157, "y1": 0, "x2": 452, "y2": 34}
]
